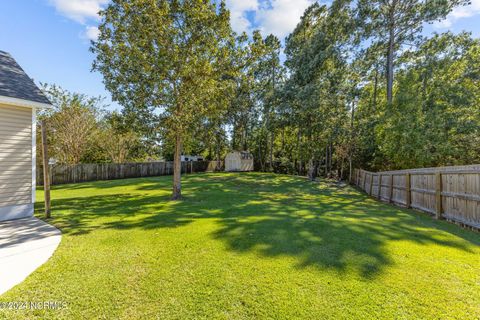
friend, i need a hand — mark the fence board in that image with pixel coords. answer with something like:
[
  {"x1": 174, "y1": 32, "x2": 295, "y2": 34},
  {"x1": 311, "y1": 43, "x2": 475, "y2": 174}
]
[
  {"x1": 37, "y1": 161, "x2": 224, "y2": 186},
  {"x1": 353, "y1": 166, "x2": 480, "y2": 230},
  {"x1": 379, "y1": 174, "x2": 391, "y2": 202}
]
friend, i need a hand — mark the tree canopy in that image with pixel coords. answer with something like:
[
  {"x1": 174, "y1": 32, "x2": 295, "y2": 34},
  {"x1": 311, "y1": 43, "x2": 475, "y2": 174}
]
[
  {"x1": 84, "y1": 0, "x2": 478, "y2": 191},
  {"x1": 92, "y1": 0, "x2": 236, "y2": 199}
]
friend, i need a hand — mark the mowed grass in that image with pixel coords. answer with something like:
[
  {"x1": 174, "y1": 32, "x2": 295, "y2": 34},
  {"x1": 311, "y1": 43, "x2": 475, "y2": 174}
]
[{"x1": 1, "y1": 173, "x2": 479, "y2": 319}]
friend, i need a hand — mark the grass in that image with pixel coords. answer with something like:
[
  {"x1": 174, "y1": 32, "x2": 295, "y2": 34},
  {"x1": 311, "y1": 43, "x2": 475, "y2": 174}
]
[{"x1": 0, "y1": 172, "x2": 479, "y2": 319}]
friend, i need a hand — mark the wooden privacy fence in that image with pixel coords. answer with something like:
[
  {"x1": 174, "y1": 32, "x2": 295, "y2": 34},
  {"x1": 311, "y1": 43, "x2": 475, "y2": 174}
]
[
  {"x1": 353, "y1": 165, "x2": 480, "y2": 230},
  {"x1": 37, "y1": 161, "x2": 224, "y2": 186}
]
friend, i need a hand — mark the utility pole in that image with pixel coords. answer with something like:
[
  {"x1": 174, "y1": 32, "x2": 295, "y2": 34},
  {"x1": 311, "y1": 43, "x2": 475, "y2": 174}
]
[{"x1": 41, "y1": 120, "x2": 51, "y2": 218}]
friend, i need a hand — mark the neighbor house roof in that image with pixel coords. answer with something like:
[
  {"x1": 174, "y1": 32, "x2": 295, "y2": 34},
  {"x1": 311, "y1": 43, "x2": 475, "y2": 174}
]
[{"x1": 0, "y1": 50, "x2": 51, "y2": 106}]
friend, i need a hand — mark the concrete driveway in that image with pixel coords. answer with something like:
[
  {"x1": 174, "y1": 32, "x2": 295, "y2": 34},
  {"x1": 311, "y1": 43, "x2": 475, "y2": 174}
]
[{"x1": 0, "y1": 217, "x2": 61, "y2": 295}]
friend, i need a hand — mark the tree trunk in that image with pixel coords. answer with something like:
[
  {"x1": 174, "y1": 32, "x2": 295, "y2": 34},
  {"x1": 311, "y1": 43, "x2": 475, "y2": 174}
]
[
  {"x1": 258, "y1": 147, "x2": 265, "y2": 172},
  {"x1": 349, "y1": 157, "x2": 353, "y2": 183},
  {"x1": 329, "y1": 143, "x2": 333, "y2": 176},
  {"x1": 297, "y1": 130, "x2": 302, "y2": 175},
  {"x1": 215, "y1": 131, "x2": 221, "y2": 171},
  {"x1": 340, "y1": 158, "x2": 344, "y2": 181},
  {"x1": 242, "y1": 125, "x2": 246, "y2": 151},
  {"x1": 232, "y1": 123, "x2": 237, "y2": 150},
  {"x1": 269, "y1": 133, "x2": 274, "y2": 171},
  {"x1": 172, "y1": 133, "x2": 182, "y2": 200},
  {"x1": 373, "y1": 65, "x2": 379, "y2": 110},
  {"x1": 349, "y1": 101, "x2": 355, "y2": 183},
  {"x1": 308, "y1": 157, "x2": 314, "y2": 181},
  {"x1": 325, "y1": 146, "x2": 328, "y2": 177},
  {"x1": 421, "y1": 71, "x2": 428, "y2": 112},
  {"x1": 386, "y1": 7, "x2": 396, "y2": 105},
  {"x1": 268, "y1": 56, "x2": 276, "y2": 173},
  {"x1": 243, "y1": 126, "x2": 248, "y2": 151}
]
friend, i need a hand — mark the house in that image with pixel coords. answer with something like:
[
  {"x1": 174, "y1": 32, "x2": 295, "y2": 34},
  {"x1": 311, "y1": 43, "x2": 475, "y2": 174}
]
[
  {"x1": 225, "y1": 151, "x2": 254, "y2": 172},
  {"x1": 181, "y1": 155, "x2": 204, "y2": 162},
  {"x1": 0, "y1": 50, "x2": 51, "y2": 221}
]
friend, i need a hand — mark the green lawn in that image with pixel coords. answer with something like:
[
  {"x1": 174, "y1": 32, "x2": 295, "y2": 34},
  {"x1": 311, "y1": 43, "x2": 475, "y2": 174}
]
[{"x1": 1, "y1": 173, "x2": 479, "y2": 319}]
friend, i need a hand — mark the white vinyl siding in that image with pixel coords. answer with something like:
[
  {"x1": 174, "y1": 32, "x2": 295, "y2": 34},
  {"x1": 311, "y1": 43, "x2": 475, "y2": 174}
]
[{"x1": 0, "y1": 104, "x2": 32, "y2": 208}]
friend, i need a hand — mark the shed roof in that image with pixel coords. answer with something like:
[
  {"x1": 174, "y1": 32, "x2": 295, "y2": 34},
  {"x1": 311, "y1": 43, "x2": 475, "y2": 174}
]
[
  {"x1": 0, "y1": 50, "x2": 51, "y2": 105},
  {"x1": 226, "y1": 151, "x2": 253, "y2": 160}
]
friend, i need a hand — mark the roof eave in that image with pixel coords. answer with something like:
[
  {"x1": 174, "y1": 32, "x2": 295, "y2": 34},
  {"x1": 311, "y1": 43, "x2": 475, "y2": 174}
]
[{"x1": 0, "y1": 95, "x2": 52, "y2": 109}]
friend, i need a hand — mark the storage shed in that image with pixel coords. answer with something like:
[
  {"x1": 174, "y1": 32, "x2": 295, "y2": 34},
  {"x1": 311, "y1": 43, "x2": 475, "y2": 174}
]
[
  {"x1": 225, "y1": 151, "x2": 254, "y2": 172},
  {"x1": 0, "y1": 50, "x2": 51, "y2": 221}
]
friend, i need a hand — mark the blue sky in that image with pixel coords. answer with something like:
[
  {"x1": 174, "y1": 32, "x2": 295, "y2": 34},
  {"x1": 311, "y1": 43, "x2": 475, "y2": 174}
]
[{"x1": 1, "y1": 0, "x2": 479, "y2": 111}]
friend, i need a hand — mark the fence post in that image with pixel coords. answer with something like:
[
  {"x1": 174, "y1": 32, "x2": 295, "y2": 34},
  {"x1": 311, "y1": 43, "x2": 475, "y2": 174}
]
[
  {"x1": 378, "y1": 174, "x2": 382, "y2": 199},
  {"x1": 363, "y1": 171, "x2": 367, "y2": 191},
  {"x1": 435, "y1": 172, "x2": 442, "y2": 220},
  {"x1": 41, "y1": 120, "x2": 51, "y2": 218},
  {"x1": 405, "y1": 173, "x2": 411, "y2": 208},
  {"x1": 389, "y1": 174, "x2": 394, "y2": 203}
]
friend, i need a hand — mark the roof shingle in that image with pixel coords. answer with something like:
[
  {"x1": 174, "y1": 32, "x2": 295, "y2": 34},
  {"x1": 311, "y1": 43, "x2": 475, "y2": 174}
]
[{"x1": 0, "y1": 50, "x2": 51, "y2": 105}]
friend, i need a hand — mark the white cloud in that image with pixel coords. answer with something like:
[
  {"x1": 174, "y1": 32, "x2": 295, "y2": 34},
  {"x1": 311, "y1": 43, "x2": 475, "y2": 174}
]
[
  {"x1": 50, "y1": 0, "x2": 314, "y2": 42},
  {"x1": 48, "y1": 0, "x2": 108, "y2": 40},
  {"x1": 48, "y1": 0, "x2": 108, "y2": 23},
  {"x1": 256, "y1": 0, "x2": 315, "y2": 39},
  {"x1": 434, "y1": 0, "x2": 480, "y2": 28},
  {"x1": 226, "y1": 0, "x2": 259, "y2": 34},
  {"x1": 226, "y1": 0, "x2": 316, "y2": 40},
  {"x1": 84, "y1": 26, "x2": 100, "y2": 41}
]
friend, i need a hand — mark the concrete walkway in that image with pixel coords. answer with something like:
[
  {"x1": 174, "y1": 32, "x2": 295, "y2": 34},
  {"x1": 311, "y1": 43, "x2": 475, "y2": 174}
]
[{"x1": 0, "y1": 217, "x2": 61, "y2": 295}]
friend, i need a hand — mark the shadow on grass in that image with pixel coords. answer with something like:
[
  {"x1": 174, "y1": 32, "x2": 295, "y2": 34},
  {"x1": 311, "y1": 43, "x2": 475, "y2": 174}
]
[{"x1": 37, "y1": 173, "x2": 480, "y2": 279}]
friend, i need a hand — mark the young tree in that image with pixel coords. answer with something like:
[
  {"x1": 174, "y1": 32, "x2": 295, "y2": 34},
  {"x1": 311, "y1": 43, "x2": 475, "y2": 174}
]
[
  {"x1": 40, "y1": 84, "x2": 104, "y2": 164},
  {"x1": 99, "y1": 127, "x2": 139, "y2": 163},
  {"x1": 92, "y1": 0, "x2": 235, "y2": 199}
]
